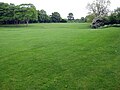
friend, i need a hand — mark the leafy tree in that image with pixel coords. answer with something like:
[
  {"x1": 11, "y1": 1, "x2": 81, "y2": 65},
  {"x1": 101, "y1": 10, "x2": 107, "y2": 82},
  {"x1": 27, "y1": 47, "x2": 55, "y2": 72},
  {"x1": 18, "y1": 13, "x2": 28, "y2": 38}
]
[
  {"x1": 109, "y1": 7, "x2": 120, "y2": 24},
  {"x1": 38, "y1": 9, "x2": 50, "y2": 23},
  {"x1": 0, "y1": 2, "x2": 13, "y2": 24},
  {"x1": 0, "y1": 2, "x2": 38, "y2": 25},
  {"x1": 67, "y1": 13, "x2": 74, "y2": 20},
  {"x1": 14, "y1": 5, "x2": 24, "y2": 24},
  {"x1": 87, "y1": 0, "x2": 111, "y2": 17},
  {"x1": 87, "y1": 0, "x2": 111, "y2": 28},
  {"x1": 6, "y1": 3, "x2": 15, "y2": 24},
  {"x1": 19, "y1": 4, "x2": 38, "y2": 26},
  {"x1": 51, "y1": 12, "x2": 62, "y2": 23},
  {"x1": 108, "y1": 13, "x2": 117, "y2": 24},
  {"x1": 80, "y1": 17, "x2": 86, "y2": 22},
  {"x1": 115, "y1": 7, "x2": 120, "y2": 24},
  {"x1": 85, "y1": 14, "x2": 96, "y2": 22}
]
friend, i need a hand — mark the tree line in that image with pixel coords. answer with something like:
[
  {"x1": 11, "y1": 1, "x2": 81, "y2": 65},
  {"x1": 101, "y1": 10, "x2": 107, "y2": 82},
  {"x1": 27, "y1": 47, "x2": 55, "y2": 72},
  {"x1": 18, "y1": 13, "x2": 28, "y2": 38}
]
[
  {"x1": 0, "y1": 1, "x2": 120, "y2": 27},
  {"x1": 0, "y1": 2, "x2": 87, "y2": 25},
  {"x1": 0, "y1": 3, "x2": 38, "y2": 25}
]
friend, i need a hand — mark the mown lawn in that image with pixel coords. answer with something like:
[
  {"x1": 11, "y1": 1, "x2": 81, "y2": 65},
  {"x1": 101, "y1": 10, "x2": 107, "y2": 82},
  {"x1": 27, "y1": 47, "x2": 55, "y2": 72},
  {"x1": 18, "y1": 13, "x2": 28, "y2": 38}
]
[{"x1": 0, "y1": 23, "x2": 120, "y2": 90}]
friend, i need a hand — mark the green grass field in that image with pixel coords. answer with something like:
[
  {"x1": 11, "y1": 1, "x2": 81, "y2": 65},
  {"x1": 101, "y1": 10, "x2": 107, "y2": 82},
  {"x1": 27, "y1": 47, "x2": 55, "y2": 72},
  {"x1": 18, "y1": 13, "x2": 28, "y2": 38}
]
[{"x1": 0, "y1": 23, "x2": 120, "y2": 90}]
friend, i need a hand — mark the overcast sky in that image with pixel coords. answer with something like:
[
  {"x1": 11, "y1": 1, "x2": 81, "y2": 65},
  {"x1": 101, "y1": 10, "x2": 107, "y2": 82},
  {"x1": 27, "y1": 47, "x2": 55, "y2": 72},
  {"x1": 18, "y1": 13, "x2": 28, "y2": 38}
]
[{"x1": 1, "y1": 0, "x2": 120, "y2": 19}]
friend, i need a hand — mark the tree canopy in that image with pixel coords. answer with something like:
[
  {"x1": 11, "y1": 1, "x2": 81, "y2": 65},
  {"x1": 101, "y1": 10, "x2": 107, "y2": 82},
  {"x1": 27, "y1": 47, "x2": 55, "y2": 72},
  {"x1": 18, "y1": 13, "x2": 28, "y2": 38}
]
[
  {"x1": 0, "y1": 1, "x2": 119, "y2": 27},
  {"x1": 0, "y1": 2, "x2": 67, "y2": 24},
  {"x1": 0, "y1": 2, "x2": 37, "y2": 25},
  {"x1": 67, "y1": 13, "x2": 74, "y2": 20},
  {"x1": 87, "y1": 0, "x2": 111, "y2": 17},
  {"x1": 51, "y1": 12, "x2": 62, "y2": 23},
  {"x1": 38, "y1": 9, "x2": 51, "y2": 23}
]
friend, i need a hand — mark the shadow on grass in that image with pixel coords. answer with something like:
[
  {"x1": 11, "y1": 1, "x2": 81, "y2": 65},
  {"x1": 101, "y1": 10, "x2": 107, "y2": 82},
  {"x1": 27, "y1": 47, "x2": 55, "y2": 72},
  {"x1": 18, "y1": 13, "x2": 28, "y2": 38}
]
[{"x1": 0, "y1": 24, "x2": 34, "y2": 28}]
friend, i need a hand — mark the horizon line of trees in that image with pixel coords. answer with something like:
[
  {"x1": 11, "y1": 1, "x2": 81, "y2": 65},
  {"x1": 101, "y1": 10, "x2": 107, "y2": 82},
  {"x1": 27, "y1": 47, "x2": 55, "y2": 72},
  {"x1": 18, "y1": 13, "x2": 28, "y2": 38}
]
[
  {"x1": 0, "y1": 2, "x2": 87, "y2": 25},
  {"x1": 0, "y1": 2, "x2": 38, "y2": 25},
  {"x1": 0, "y1": 1, "x2": 120, "y2": 27}
]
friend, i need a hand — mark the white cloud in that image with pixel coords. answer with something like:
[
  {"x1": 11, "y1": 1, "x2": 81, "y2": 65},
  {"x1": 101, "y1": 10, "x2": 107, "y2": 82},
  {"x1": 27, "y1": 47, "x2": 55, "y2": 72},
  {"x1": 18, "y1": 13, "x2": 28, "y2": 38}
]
[{"x1": 1, "y1": 0, "x2": 120, "y2": 19}]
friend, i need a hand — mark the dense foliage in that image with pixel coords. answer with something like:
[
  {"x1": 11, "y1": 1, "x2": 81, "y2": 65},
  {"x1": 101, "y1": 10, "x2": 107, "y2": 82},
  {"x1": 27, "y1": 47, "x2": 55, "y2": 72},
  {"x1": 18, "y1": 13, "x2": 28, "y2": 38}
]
[
  {"x1": 0, "y1": 2, "x2": 68, "y2": 24},
  {"x1": 0, "y1": 1, "x2": 119, "y2": 27},
  {"x1": 0, "y1": 2, "x2": 38, "y2": 25},
  {"x1": 87, "y1": 0, "x2": 120, "y2": 28},
  {"x1": 0, "y1": 2, "x2": 86, "y2": 25},
  {"x1": 51, "y1": 12, "x2": 62, "y2": 23},
  {"x1": 67, "y1": 13, "x2": 74, "y2": 20},
  {"x1": 109, "y1": 7, "x2": 120, "y2": 24}
]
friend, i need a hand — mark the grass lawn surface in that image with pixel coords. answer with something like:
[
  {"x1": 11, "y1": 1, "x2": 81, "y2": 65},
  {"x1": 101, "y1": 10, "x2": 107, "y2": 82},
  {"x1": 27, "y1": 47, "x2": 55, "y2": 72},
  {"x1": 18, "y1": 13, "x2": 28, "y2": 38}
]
[{"x1": 0, "y1": 23, "x2": 120, "y2": 90}]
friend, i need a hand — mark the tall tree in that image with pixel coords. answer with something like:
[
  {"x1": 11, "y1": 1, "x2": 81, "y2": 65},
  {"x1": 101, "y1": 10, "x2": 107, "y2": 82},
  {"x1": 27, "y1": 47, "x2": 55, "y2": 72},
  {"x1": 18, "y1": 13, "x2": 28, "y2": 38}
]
[
  {"x1": 115, "y1": 7, "x2": 120, "y2": 24},
  {"x1": 87, "y1": 0, "x2": 111, "y2": 17},
  {"x1": 0, "y1": 2, "x2": 38, "y2": 25},
  {"x1": 80, "y1": 17, "x2": 86, "y2": 22},
  {"x1": 51, "y1": 12, "x2": 62, "y2": 23},
  {"x1": 38, "y1": 9, "x2": 50, "y2": 23},
  {"x1": 19, "y1": 4, "x2": 38, "y2": 26},
  {"x1": 67, "y1": 13, "x2": 74, "y2": 20},
  {"x1": 0, "y1": 2, "x2": 12, "y2": 24},
  {"x1": 109, "y1": 7, "x2": 120, "y2": 24}
]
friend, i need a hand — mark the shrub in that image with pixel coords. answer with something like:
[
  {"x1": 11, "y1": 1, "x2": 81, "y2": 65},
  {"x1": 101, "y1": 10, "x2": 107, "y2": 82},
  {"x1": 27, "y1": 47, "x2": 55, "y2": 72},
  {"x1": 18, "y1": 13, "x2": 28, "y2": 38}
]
[{"x1": 91, "y1": 17, "x2": 104, "y2": 29}]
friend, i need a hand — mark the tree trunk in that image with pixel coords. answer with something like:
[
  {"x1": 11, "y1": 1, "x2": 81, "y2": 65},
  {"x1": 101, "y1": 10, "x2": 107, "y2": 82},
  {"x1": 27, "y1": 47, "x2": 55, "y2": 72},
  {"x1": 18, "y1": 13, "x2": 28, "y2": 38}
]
[{"x1": 26, "y1": 20, "x2": 29, "y2": 26}]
